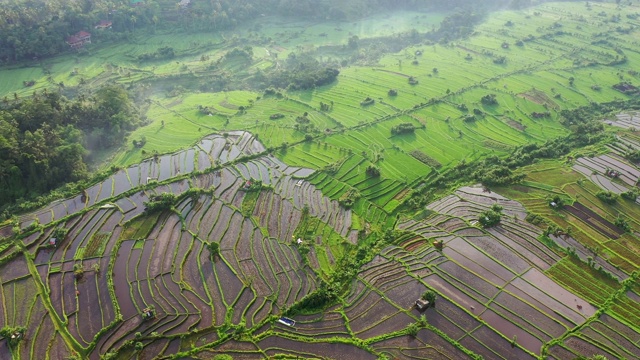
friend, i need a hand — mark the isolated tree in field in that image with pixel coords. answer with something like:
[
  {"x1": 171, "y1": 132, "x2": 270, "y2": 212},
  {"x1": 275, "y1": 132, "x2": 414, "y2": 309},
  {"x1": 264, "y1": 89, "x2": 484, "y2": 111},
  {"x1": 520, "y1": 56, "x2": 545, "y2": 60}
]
[
  {"x1": 365, "y1": 165, "x2": 380, "y2": 177},
  {"x1": 480, "y1": 94, "x2": 498, "y2": 106},
  {"x1": 547, "y1": 194, "x2": 565, "y2": 209},
  {"x1": 478, "y1": 204, "x2": 503, "y2": 228},
  {"x1": 130, "y1": 15, "x2": 137, "y2": 32},
  {"x1": 348, "y1": 35, "x2": 359, "y2": 49},
  {"x1": 73, "y1": 264, "x2": 84, "y2": 280},
  {"x1": 207, "y1": 242, "x2": 220, "y2": 258},
  {"x1": 0, "y1": 326, "x2": 26, "y2": 347},
  {"x1": 614, "y1": 216, "x2": 631, "y2": 232},
  {"x1": 391, "y1": 122, "x2": 416, "y2": 135},
  {"x1": 135, "y1": 342, "x2": 144, "y2": 351},
  {"x1": 422, "y1": 290, "x2": 437, "y2": 306}
]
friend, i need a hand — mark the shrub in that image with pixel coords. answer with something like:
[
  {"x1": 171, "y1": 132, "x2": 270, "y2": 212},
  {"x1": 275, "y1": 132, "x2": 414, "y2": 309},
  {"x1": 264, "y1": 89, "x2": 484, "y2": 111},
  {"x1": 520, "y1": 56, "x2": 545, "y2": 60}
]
[
  {"x1": 614, "y1": 217, "x2": 631, "y2": 232},
  {"x1": 625, "y1": 150, "x2": 640, "y2": 163},
  {"x1": 137, "y1": 46, "x2": 175, "y2": 61},
  {"x1": 73, "y1": 264, "x2": 84, "y2": 280},
  {"x1": 548, "y1": 194, "x2": 566, "y2": 209},
  {"x1": 463, "y1": 114, "x2": 476, "y2": 122},
  {"x1": 622, "y1": 187, "x2": 639, "y2": 200},
  {"x1": 406, "y1": 322, "x2": 420, "y2": 337},
  {"x1": 52, "y1": 227, "x2": 69, "y2": 241},
  {"x1": 338, "y1": 189, "x2": 360, "y2": 208},
  {"x1": 478, "y1": 205, "x2": 502, "y2": 228},
  {"x1": 360, "y1": 97, "x2": 375, "y2": 106},
  {"x1": 410, "y1": 150, "x2": 442, "y2": 168},
  {"x1": 596, "y1": 191, "x2": 618, "y2": 204},
  {"x1": 365, "y1": 165, "x2": 380, "y2": 177},
  {"x1": 493, "y1": 56, "x2": 507, "y2": 64},
  {"x1": 207, "y1": 242, "x2": 220, "y2": 258}
]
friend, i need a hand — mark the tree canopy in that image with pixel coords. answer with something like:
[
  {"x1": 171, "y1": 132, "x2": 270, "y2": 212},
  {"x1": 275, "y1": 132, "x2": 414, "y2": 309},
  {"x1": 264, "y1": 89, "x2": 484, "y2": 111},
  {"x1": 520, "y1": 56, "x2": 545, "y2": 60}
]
[{"x1": 0, "y1": 85, "x2": 140, "y2": 209}]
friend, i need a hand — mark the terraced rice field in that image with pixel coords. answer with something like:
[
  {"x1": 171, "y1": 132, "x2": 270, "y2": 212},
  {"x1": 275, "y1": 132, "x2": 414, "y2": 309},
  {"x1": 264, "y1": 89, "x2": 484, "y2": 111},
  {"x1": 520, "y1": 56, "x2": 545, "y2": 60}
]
[
  {"x1": 2, "y1": 1, "x2": 640, "y2": 358},
  {"x1": 0, "y1": 132, "x2": 356, "y2": 358}
]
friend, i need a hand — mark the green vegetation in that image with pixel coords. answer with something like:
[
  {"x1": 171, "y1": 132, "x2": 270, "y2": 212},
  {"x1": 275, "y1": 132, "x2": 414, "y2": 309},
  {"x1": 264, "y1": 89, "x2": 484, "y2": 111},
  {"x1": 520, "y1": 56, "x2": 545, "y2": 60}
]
[
  {"x1": 390, "y1": 122, "x2": 417, "y2": 135},
  {"x1": 1, "y1": 1, "x2": 640, "y2": 359},
  {"x1": 421, "y1": 290, "x2": 437, "y2": 305},
  {"x1": 596, "y1": 190, "x2": 618, "y2": 204},
  {"x1": 0, "y1": 84, "x2": 141, "y2": 211},
  {"x1": 478, "y1": 204, "x2": 503, "y2": 228}
]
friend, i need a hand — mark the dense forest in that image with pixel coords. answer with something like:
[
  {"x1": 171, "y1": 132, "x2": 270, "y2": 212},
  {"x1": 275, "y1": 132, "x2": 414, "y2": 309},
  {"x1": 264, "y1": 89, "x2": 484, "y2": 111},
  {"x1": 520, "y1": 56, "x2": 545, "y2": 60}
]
[
  {"x1": 0, "y1": 86, "x2": 141, "y2": 209},
  {"x1": 0, "y1": 0, "x2": 571, "y2": 63}
]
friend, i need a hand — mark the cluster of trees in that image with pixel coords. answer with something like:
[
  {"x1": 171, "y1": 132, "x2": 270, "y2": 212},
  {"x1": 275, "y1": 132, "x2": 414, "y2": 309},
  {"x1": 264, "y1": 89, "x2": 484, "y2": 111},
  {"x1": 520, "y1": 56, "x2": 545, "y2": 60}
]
[
  {"x1": 144, "y1": 193, "x2": 179, "y2": 212},
  {"x1": 365, "y1": 165, "x2": 380, "y2": 177},
  {"x1": 222, "y1": 46, "x2": 253, "y2": 62},
  {"x1": 137, "y1": 46, "x2": 175, "y2": 61},
  {"x1": 265, "y1": 54, "x2": 340, "y2": 90},
  {"x1": 293, "y1": 113, "x2": 316, "y2": 133},
  {"x1": 480, "y1": 94, "x2": 498, "y2": 106},
  {"x1": 391, "y1": 122, "x2": 417, "y2": 135},
  {"x1": 596, "y1": 190, "x2": 618, "y2": 204},
  {"x1": 426, "y1": 10, "x2": 485, "y2": 43},
  {"x1": 614, "y1": 216, "x2": 631, "y2": 232},
  {"x1": 478, "y1": 204, "x2": 503, "y2": 228},
  {"x1": 473, "y1": 160, "x2": 525, "y2": 186},
  {"x1": 0, "y1": 85, "x2": 140, "y2": 208}
]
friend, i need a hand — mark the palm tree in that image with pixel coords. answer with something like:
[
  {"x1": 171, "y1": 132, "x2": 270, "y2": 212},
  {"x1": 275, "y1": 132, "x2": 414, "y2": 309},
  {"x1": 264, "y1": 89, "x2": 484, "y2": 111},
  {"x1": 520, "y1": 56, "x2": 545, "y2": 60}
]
[{"x1": 130, "y1": 15, "x2": 137, "y2": 31}]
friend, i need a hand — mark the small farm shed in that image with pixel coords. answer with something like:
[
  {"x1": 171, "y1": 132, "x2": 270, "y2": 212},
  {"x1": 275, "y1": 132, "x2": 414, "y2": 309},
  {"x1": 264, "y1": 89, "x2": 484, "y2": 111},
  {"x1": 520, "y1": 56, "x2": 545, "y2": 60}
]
[
  {"x1": 415, "y1": 298, "x2": 429, "y2": 311},
  {"x1": 66, "y1": 31, "x2": 91, "y2": 49}
]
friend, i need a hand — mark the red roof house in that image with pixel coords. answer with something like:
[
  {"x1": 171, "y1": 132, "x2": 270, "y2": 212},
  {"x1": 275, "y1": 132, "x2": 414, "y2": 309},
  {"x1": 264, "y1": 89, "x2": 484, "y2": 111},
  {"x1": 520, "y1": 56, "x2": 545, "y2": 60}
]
[
  {"x1": 94, "y1": 20, "x2": 113, "y2": 29},
  {"x1": 66, "y1": 31, "x2": 91, "y2": 49}
]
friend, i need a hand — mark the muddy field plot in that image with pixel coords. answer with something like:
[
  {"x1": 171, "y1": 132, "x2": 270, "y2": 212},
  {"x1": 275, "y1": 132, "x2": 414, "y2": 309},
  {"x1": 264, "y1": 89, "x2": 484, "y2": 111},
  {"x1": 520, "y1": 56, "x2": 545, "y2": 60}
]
[
  {"x1": 393, "y1": 185, "x2": 599, "y2": 355},
  {"x1": 0, "y1": 132, "x2": 362, "y2": 358}
]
